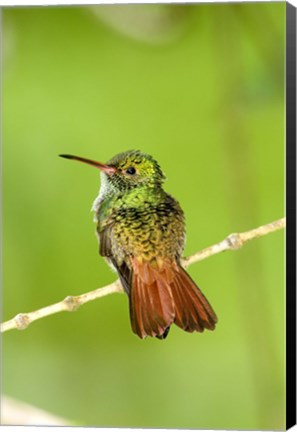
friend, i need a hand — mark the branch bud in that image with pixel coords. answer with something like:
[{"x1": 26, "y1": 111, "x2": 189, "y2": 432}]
[{"x1": 14, "y1": 314, "x2": 31, "y2": 330}]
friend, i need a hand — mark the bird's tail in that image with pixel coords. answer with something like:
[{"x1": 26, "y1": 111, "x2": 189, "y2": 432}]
[{"x1": 129, "y1": 258, "x2": 217, "y2": 339}]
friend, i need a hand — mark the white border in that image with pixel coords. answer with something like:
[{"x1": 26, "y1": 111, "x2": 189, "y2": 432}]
[{"x1": 1, "y1": 0, "x2": 295, "y2": 432}]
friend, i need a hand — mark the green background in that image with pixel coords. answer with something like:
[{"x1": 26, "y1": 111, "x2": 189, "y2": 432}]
[{"x1": 2, "y1": 3, "x2": 285, "y2": 430}]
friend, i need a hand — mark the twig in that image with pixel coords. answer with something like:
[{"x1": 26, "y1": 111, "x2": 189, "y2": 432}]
[
  {"x1": 182, "y1": 217, "x2": 285, "y2": 268},
  {"x1": 1, "y1": 217, "x2": 285, "y2": 334}
]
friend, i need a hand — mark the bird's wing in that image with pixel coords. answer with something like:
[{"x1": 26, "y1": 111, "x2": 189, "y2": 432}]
[
  {"x1": 98, "y1": 224, "x2": 132, "y2": 295},
  {"x1": 98, "y1": 223, "x2": 112, "y2": 258}
]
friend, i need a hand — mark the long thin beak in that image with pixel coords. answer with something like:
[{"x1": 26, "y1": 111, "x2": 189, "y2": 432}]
[{"x1": 59, "y1": 154, "x2": 117, "y2": 175}]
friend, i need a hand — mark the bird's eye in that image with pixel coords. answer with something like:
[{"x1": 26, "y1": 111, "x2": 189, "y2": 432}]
[{"x1": 125, "y1": 166, "x2": 136, "y2": 175}]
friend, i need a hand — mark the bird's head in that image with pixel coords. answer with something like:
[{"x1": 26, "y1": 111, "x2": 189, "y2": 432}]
[{"x1": 60, "y1": 150, "x2": 166, "y2": 193}]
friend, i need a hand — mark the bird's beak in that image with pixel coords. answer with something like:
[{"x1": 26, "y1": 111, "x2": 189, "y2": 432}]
[{"x1": 59, "y1": 154, "x2": 117, "y2": 175}]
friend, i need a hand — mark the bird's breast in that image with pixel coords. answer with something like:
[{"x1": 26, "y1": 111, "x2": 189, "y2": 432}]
[{"x1": 107, "y1": 195, "x2": 185, "y2": 262}]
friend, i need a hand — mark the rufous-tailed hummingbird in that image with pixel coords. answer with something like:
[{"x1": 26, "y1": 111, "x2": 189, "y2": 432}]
[{"x1": 60, "y1": 150, "x2": 217, "y2": 339}]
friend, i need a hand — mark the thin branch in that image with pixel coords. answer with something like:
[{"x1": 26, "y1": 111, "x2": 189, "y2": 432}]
[
  {"x1": 1, "y1": 217, "x2": 285, "y2": 334},
  {"x1": 182, "y1": 217, "x2": 285, "y2": 268}
]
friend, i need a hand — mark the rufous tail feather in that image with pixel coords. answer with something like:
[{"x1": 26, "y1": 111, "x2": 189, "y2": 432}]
[{"x1": 129, "y1": 259, "x2": 217, "y2": 339}]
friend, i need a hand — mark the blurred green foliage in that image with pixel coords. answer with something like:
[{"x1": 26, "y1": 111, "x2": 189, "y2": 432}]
[{"x1": 2, "y1": 3, "x2": 285, "y2": 430}]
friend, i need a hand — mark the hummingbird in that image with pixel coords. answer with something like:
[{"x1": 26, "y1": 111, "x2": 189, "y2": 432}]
[{"x1": 60, "y1": 150, "x2": 217, "y2": 339}]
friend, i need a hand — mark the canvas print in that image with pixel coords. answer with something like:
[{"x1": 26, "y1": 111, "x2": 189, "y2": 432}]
[{"x1": 1, "y1": 2, "x2": 293, "y2": 430}]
